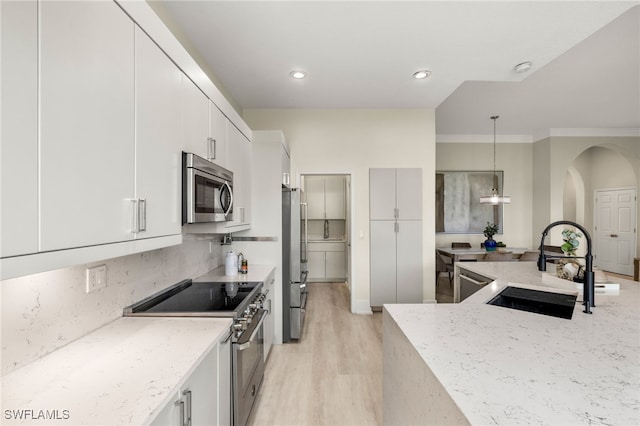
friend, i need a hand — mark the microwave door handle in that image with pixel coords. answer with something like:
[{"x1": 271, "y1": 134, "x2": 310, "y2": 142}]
[{"x1": 222, "y1": 181, "x2": 233, "y2": 217}]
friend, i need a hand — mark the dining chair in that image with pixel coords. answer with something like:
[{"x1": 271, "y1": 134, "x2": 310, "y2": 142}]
[
  {"x1": 483, "y1": 251, "x2": 515, "y2": 261},
  {"x1": 436, "y1": 252, "x2": 455, "y2": 286}
]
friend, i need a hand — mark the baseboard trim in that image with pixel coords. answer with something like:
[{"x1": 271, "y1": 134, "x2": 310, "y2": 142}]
[{"x1": 423, "y1": 299, "x2": 437, "y2": 304}]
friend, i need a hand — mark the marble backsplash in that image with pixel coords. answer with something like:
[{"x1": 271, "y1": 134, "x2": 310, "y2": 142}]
[{"x1": 1, "y1": 239, "x2": 224, "y2": 375}]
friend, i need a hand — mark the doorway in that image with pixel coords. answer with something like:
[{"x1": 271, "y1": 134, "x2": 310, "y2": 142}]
[
  {"x1": 594, "y1": 187, "x2": 637, "y2": 276},
  {"x1": 300, "y1": 173, "x2": 352, "y2": 298}
]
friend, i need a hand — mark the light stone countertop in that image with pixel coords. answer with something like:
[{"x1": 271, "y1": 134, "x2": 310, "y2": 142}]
[
  {"x1": 193, "y1": 264, "x2": 275, "y2": 284},
  {"x1": 1, "y1": 317, "x2": 231, "y2": 425},
  {"x1": 385, "y1": 261, "x2": 640, "y2": 425}
]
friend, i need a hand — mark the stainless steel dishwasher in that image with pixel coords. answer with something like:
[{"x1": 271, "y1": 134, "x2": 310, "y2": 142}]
[{"x1": 457, "y1": 268, "x2": 492, "y2": 302}]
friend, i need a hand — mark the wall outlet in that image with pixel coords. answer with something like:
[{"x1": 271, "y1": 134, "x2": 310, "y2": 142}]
[{"x1": 85, "y1": 265, "x2": 107, "y2": 293}]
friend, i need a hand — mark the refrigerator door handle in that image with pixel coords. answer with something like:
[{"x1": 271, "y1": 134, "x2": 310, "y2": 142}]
[{"x1": 301, "y1": 202, "x2": 308, "y2": 263}]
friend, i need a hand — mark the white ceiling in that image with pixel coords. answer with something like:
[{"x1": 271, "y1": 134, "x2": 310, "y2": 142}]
[{"x1": 156, "y1": 1, "x2": 640, "y2": 140}]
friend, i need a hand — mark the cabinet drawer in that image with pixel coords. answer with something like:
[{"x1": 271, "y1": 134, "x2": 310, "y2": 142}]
[
  {"x1": 308, "y1": 242, "x2": 344, "y2": 252},
  {"x1": 321, "y1": 242, "x2": 345, "y2": 252}
]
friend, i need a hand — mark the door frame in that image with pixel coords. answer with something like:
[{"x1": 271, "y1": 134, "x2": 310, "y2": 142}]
[
  {"x1": 298, "y1": 170, "x2": 356, "y2": 313},
  {"x1": 593, "y1": 186, "x2": 638, "y2": 275}
]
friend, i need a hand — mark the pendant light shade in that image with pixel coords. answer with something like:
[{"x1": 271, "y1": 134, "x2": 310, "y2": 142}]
[{"x1": 480, "y1": 115, "x2": 510, "y2": 205}]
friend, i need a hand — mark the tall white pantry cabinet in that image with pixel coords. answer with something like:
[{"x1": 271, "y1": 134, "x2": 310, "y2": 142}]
[{"x1": 369, "y1": 168, "x2": 423, "y2": 307}]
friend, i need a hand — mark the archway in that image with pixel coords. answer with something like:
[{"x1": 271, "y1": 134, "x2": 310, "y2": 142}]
[{"x1": 566, "y1": 144, "x2": 637, "y2": 274}]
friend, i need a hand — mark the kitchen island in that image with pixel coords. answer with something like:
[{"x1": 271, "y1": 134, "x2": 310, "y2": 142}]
[{"x1": 383, "y1": 261, "x2": 640, "y2": 425}]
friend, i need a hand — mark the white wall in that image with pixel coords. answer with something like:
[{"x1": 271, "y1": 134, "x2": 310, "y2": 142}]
[
  {"x1": 243, "y1": 109, "x2": 436, "y2": 309},
  {"x1": 1, "y1": 240, "x2": 224, "y2": 374},
  {"x1": 534, "y1": 137, "x2": 640, "y2": 249},
  {"x1": 436, "y1": 142, "x2": 534, "y2": 249}
]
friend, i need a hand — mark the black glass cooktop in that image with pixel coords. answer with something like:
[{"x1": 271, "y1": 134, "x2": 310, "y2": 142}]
[{"x1": 124, "y1": 279, "x2": 261, "y2": 317}]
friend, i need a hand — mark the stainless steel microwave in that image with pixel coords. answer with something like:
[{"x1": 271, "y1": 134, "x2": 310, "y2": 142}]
[{"x1": 182, "y1": 152, "x2": 233, "y2": 224}]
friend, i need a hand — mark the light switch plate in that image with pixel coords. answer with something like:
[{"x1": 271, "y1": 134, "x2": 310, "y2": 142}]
[{"x1": 86, "y1": 265, "x2": 107, "y2": 293}]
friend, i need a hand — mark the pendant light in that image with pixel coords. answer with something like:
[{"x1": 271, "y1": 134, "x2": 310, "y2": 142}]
[{"x1": 479, "y1": 115, "x2": 511, "y2": 204}]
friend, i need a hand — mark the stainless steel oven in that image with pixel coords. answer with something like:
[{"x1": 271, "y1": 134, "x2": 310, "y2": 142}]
[
  {"x1": 124, "y1": 279, "x2": 266, "y2": 426},
  {"x1": 183, "y1": 151, "x2": 233, "y2": 224},
  {"x1": 233, "y1": 309, "x2": 265, "y2": 426}
]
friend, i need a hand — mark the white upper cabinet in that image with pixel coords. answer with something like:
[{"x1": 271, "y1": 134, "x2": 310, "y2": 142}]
[
  {"x1": 181, "y1": 79, "x2": 229, "y2": 168},
  {"x1": 181, "y1": 76, "x2": 210, "y2": 159},
  {"x1": 225, "y1": 122, "x2": 252, "y2": 230},
  {"x1": 1, "y1": 0, "x2": 38, "y2": 258},
  {"x1": 39, "y1": 0, "x2": 135, "y2": 251},
  {"x1": 135, "y1": 27, "x2": 182, "y2": 239},
  {"x1": 369, "y1": 168, "x2": 397, "y2": 221},
  {"x1": 369, "y1": 168, "x2": 421, "y2": 221},
  {"x1": 304, "y1": 176, "x2": 346, "y2": 220},
  {"x1": 324, "y1": 176, "x2": 346, "y2": 220},
  {"x1": 395, "y1": 168, "x2": 422, "y2": 220},
  {"x1": 304, "y1": 176, "x2": 326, "y2": 220},
  {"x1": 209, "y1": 103, "x2": 229, "y2": 168}
]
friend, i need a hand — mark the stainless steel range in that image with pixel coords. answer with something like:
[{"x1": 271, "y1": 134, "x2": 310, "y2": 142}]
[{"x1": 123, "y1": 279, "x2": 266, "y2": 426}]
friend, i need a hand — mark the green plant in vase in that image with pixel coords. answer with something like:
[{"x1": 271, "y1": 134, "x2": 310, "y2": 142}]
[
  {"x1": 555, "y1": 228, "x2": 583, "y2": 280},
  {"x1": 561, "y1": 228, "x2": 582, "y2": 256},
  {"x1": 483, "y1": 222, "x2": 499, "y2": 251}
]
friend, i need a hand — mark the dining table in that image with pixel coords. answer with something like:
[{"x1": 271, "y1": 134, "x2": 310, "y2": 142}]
[{"x1": 436, "y1": 246, "x2": 531, "y2": 263}]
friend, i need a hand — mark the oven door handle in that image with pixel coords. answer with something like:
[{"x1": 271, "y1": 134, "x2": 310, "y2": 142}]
[{"x1": 237, "y1": 310, "x2": 266, "y2": 351}]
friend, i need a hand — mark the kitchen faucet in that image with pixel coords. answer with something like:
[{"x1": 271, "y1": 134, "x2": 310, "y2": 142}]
[{"x1": 537, "y1": 221, "x2": 595, "y2": 314}]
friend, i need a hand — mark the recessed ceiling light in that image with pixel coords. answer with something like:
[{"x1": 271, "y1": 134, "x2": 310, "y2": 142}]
[
  {"x1": 413, "y1": 70, "x2": 432, "y2": 79},
  {"x1": 289, "y1": 70, "x2": 306, "y2": 79},
  {"x1": 513, "y1": 62, "x2": 532, "y2": 73}
]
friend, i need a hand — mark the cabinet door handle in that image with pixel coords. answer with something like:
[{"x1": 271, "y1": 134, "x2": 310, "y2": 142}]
[
  {"x1": 131, "y1": 199, "x2": 139, "y2": 233},
  {"x1": 175, "y1": 399, "x2": 186, "y2": 426},
  {"x1": 394, "y1": 222, "x2": 399, "y2": 233},
  {"x1": 459, "y1": 274, "x2": 489, "y2": 286},
  {"x1": 183, "y1": 389, "x2": 192, "y2": 426},
  {"x1": 610, "y1": 234, "x2": 618, "y2": 238},
  {"x1": 138, "y1": 199, "x2": 146, "y2": 232},
  {"x1": 207, "y1": 137, "x2": 216, "y2": 161}
]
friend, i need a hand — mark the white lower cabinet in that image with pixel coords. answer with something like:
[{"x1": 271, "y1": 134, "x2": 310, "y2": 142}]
[
  {"x1": 308, "y1": 242, "x2": 346, "y2": 282},
  {"x1": 151, "y1": 331, "x2": 231, "y2": 425},
  {"x1": 263, "y1": 269, "x2": 276, "y2": 362},
  {"x1": 217, "y1": 330, "x2": 232, "y2": 425},
  {"x1": 369, "y1": 220, "x2": 423, "y2": 306}
]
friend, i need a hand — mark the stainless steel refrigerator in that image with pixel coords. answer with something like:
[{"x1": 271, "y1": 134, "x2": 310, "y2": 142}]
[{"x1": 282, "y1": 187, "x2": 308, "y2": 342}]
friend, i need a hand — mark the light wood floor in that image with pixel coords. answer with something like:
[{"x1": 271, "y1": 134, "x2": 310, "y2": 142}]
[{"x1": 248, "y1": 282, "x2": 383, "y2": 426}]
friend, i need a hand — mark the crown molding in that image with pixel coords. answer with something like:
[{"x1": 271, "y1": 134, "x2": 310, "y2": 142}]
[
  {"x1": 436, "y1": 134, "x2": 532, "y2": 144},
  {"x1": 439, "y1": 128, "x2": 640, "y2": 144},
  {"x1": 547, "y1": 128, "x2": 640, "y2": 137}
]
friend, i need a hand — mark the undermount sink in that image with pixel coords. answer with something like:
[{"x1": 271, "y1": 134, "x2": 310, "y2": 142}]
[{"x1": 487, "y1": 286, "x2": 578, "y2": 320}]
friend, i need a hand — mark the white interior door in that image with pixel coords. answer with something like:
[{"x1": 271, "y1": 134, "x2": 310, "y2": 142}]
[{"x1": 594, "y1": 188, "x2": 637, "y2": 276}]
